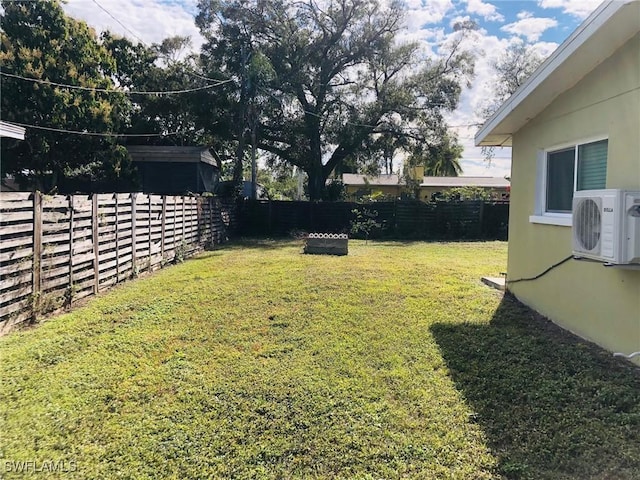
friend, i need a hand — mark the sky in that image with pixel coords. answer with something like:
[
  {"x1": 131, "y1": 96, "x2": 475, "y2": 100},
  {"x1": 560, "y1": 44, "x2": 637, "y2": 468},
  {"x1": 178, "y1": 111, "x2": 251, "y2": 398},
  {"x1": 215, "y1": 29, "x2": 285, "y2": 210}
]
[{"x1": 63, "y1": 0, "x2": 603, "y2": 178}]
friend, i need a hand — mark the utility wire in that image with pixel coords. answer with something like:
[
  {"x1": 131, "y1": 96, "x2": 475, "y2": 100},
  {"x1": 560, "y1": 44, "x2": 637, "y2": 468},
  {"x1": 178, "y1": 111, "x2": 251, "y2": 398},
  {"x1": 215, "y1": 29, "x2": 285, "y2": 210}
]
[
  {"x1": 506, "y1": 255, "x2": 573, "y2": 284},
  {"x1": 2, "y1": 121, "x2": 180, "y2": 138},
  {"x1": 90, "y1": 0, "x2": 225, "y2": 85},
  {"x1": 91, "y1": 0, "x2": 146, "y2": 45},
  {"x1": 0, "y1": 72, "x2": 231, "y2": 95}
]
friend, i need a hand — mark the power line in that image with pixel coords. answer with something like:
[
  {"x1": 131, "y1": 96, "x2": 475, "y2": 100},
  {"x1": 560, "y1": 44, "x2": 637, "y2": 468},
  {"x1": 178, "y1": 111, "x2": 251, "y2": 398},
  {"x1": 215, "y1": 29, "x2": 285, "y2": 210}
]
[
  {"x1": 2, "y1": 121, "x2": 180, "y2": 138},
  {"x1": 91, "y1": 0, "x2": 146, "y2": 45},
  {"x1": 90, "y1": 0, "x2": 225, "y2": 84},
  {"x1": 0, "y1": 72, "x2": 231, "y2": 95}
]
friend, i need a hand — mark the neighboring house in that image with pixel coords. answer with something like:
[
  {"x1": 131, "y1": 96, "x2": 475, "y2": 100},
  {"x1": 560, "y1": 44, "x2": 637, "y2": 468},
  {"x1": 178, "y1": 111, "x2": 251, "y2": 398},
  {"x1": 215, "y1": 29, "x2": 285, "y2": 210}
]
[
  {"x1": 127, "y1": 146, "x2": 221, "y2": 195},
  {"x1": 342, "y1": 173, "x2": 404, "y2": 199},
  {"x1": 343, "y1": 168, "x2": 509, "y2": 201},
  {"x1": 475, "y1": 0, "x2": 640, "y2": 359}
]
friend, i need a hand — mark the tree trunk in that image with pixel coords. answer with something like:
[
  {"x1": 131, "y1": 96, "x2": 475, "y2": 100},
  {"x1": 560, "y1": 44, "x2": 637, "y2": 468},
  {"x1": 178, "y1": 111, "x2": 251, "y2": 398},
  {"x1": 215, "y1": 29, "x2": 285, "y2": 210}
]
[{"x1": 307, "y1": 162, "x2": 326, "y2": 201}]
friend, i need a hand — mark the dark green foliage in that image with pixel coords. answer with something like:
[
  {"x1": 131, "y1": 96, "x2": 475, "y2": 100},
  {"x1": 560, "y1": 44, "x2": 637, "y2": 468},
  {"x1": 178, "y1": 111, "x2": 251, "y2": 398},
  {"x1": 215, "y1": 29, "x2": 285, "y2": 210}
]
[
  {"x1": 0, "y1": 0, "x2": 136, "y2": 192},
  {"x1": 350, "y1": 207, "x2": 383, "y2": 242}
]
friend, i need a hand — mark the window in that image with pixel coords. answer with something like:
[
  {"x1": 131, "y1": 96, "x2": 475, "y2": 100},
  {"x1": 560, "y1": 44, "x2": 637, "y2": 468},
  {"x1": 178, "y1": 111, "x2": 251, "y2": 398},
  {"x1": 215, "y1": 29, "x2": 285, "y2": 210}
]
[
  {"x1": 531, "y1": 138, "x2": 608, "y2": 225},
  {"x1": 546, "y1": 147, "x2": 576, "y2": 212}
]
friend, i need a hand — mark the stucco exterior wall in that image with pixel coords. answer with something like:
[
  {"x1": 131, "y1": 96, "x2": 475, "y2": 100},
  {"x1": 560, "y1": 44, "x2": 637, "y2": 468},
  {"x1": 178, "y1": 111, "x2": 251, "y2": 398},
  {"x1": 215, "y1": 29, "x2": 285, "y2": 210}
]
[{"x1": 508, "y1": 33, "x2": 640, "y2": 358}]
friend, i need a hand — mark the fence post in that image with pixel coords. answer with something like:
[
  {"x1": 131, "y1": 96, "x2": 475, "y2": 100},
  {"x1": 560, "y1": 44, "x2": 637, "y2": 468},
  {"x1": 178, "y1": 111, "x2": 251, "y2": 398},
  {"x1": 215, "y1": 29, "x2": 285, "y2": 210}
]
[
  {"x1": 209, "y1": 197, "x2": 214, "y2": 245},
  {"x1": 161, "y1": 196, "x2": 166, "y2": 262},
  {"x1": 131, "y1": 193, "x2": 137, "y2": 277},
  {"x1": 147, "y1": 194, "x2": 152, "y2": 272},
  {"x1": 182, "y1": 196, "x2": 186, "y2": 243},
  {"x1": 92, "y1": 194, "x2": 100, "y2": 294},
  {"x1": 31, "y1": 191, "x2": 42, "y2": 322},
  {"x1": 115, "y1": 194, "x2": 120, "y2": 282},
  {"x1": 68, "y1": 195, "x2": 75, "y2": 305}
]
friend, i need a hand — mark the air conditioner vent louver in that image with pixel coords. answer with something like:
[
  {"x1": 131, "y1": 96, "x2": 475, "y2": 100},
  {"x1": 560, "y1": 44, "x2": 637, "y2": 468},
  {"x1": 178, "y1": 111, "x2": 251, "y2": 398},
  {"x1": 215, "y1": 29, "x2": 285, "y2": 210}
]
[
  {"x1": 572, "y1": 189, "x2": 640, "y2": 265},
  {"x1": 574, "y1": 198, "x2": 601, "y2": 251}
]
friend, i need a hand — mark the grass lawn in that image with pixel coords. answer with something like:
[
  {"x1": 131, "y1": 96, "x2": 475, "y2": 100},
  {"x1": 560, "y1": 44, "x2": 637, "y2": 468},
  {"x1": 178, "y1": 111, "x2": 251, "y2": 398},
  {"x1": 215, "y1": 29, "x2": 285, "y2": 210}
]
[{"x1": 1, "y1": 239, "x2": 639, "y2": 479}]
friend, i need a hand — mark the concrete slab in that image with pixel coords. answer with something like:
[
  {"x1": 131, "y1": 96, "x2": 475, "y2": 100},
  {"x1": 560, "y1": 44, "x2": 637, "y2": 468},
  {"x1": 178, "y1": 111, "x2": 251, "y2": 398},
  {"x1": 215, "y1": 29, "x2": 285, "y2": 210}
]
[{"x1": 481, "y1": 276, "x2": 505, "y2": 291}]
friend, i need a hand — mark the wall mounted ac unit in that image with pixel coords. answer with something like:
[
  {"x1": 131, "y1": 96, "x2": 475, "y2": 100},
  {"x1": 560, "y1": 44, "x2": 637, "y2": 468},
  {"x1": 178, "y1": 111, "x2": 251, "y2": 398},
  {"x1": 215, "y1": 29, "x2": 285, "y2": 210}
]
[{"x1": 572, "y1": 189, "x2": 640, "y2": 264}]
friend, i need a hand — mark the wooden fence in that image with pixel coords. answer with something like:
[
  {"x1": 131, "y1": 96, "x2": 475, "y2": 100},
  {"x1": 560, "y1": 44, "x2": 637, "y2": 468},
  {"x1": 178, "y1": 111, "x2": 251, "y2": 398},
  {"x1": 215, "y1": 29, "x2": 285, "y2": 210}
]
[
  {"x1": 238, "y1": 199, "x2": 509, "y2": 240},
  {"x1": 0, "y1": 192, "x2": 235, "y2": 332}
]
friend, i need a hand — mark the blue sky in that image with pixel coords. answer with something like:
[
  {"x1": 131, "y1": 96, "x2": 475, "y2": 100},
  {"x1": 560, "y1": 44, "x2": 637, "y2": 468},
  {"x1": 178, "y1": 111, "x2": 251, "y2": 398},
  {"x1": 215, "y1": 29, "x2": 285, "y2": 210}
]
[
  {"x1": 465, "y1": 0, "x2": 586, "y2": 42},
  {"x1": 63, "y1": 0, "x2": 603, "y2": 178}
]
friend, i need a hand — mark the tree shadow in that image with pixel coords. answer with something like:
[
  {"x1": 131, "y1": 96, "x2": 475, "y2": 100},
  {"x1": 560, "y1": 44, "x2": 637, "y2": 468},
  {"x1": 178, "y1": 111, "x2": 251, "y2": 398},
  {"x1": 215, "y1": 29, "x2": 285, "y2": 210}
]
[
  {"x1": 430, "y1": 293, "x2": 640, "y2": 480},
  {"x1": 210, "y1": 237, "x2": 302, "y2": 252}
]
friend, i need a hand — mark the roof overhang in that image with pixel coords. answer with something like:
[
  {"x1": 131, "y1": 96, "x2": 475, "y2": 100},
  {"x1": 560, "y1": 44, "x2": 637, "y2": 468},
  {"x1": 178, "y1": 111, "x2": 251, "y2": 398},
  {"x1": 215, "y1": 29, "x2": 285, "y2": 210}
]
[
  {"x1": 0, "y1": 121, "x2": 25, "y2": 140},
  {"x1": 126, "y1": 146, "x2": 220, "y2": 167},
  {"x1": 475, "y1": 0, "x2": 640, "y2": 147}
]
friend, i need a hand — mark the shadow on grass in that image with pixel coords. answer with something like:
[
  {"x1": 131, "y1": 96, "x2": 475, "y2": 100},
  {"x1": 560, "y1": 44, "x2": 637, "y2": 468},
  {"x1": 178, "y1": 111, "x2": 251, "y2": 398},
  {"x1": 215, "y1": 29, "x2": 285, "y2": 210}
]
[
  {"x1": 206, "y1": 237, "x2": 302, "y2": 252},
  {"x1": 430, "y1": 293, "x2": 640, "y2": 480}
]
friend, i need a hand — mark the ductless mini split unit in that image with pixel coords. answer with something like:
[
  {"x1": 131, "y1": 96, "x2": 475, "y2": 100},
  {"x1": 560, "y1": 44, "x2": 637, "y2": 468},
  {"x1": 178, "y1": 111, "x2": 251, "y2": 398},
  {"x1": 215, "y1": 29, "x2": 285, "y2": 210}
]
[{"x1": 572, "y1": 189, "x2": 640, "y2": 265}]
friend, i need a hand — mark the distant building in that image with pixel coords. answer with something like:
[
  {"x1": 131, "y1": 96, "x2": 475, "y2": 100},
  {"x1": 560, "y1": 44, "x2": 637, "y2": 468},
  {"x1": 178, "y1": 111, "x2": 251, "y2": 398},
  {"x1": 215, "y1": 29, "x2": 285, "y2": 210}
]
[
  {"x1": 342, "y1": 166, "x2": 509, "y2": 201},
  {"x1": 127, "y1": 146, "x2": 221, "y2": 195}
]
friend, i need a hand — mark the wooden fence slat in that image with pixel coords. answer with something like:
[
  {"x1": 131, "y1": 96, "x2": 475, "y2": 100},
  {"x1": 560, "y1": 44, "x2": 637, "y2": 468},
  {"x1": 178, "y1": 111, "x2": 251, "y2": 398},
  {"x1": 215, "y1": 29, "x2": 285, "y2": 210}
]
[
  {"x1": 0, "y1": 211, "x2": 34, "y2": 223},
  {"x1": 0, "y1": 234, "x2": 39, "y2": 251},
  {"x1": 0, "y1": 192, "x2": 32, "y2": 201}
]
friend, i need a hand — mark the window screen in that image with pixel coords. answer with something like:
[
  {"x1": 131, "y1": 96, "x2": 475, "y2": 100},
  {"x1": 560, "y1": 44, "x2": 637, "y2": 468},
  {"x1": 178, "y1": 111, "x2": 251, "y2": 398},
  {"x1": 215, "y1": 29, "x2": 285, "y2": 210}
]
[
  {"x1": 546, "y1": 147, "x2": 575, "y2": 213},
  {"x1": 577, "y1": 140, "x2": 608, "y2": 190}
]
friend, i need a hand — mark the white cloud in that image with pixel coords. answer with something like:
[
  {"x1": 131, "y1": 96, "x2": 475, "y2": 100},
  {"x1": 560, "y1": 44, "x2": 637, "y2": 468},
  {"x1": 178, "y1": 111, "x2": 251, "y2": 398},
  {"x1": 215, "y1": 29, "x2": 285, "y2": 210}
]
[
  {"x1": 538, "y1": 0, "x2": 601, "y2": 19},
  {"x1": 501, "y1": 16, "x2": 558, "y2": 42},
  {"x1": 459, "y1": 154, "x2": 512, "y2": 177},
  {"x1": 464, "y1": 0, "x2": 504, "y2": 22},
  {"x1": 63, "y1": 0, "x2": 205, "y2": 52},
  {"x1": 404, "y1": 0, "x2": 454, "y2": 32}
]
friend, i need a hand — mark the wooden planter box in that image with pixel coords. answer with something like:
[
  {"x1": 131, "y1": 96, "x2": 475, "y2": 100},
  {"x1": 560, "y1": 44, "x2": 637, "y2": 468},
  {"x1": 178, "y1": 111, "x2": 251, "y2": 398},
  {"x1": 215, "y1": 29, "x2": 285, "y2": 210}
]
[{"x1": 304, "y1": 233, "x2": 348, "y2": 256}]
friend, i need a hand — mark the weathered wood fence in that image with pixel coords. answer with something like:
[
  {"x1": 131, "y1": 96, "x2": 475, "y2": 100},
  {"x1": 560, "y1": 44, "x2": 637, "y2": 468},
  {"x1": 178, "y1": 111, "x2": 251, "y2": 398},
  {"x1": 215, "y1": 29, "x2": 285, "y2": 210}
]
[
  {"x1": 0, "y1": 192, "x2": 235, "y2": 332},
  {"x1": 238, "y1": 199, "x2": 509, "y2": 240}
]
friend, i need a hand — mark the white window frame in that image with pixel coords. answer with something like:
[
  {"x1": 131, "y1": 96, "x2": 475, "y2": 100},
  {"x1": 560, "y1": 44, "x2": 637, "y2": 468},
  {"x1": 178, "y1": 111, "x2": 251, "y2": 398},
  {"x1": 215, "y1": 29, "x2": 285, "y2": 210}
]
[{"x1": 530, "y1": 136, "x2": 608, "y2": 227}]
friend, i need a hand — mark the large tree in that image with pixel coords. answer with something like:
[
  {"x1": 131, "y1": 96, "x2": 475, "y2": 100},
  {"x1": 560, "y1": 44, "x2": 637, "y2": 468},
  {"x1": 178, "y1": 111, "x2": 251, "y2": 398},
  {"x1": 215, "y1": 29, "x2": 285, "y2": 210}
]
[
  {"x1": 479, "y1": 41, "x2": 546, "y2": 161},
  {"x1": 196, "y1": 0, "x2": 474, "y2": 200},
  {"x1": 481, "y1": 41, "x2": 545, "y2": 119},
  {"x1": 0, "y1": 0, "x2": 135, "y2": 192},
  {"x1": 103, "y1": 33, "x2": 225, "y2": 148}
]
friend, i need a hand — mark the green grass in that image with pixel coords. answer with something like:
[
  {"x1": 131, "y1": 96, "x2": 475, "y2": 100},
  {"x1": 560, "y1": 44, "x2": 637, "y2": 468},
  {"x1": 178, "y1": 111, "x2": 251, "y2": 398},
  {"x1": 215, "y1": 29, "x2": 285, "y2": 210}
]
[{"x1": 1, "y1": 239, "x2": 639, "y2": 479}]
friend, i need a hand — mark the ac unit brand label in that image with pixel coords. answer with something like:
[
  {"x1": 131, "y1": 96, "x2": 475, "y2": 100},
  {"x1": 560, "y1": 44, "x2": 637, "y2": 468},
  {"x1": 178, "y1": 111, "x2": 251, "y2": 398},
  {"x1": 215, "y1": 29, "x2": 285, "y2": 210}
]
[{"x1": 603, "y1": 207, "x2": 614, "y2": 212}]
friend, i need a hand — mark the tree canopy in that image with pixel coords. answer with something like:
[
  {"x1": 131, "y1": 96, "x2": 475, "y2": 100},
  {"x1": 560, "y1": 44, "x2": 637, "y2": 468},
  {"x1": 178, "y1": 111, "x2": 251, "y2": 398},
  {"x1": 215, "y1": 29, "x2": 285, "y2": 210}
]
[
  {"x1": 196, "y1": 0, "x2": 475, "y2": 199},
  {"x1": 0, "y1": 0, "x2": 135, "y2": 192}
]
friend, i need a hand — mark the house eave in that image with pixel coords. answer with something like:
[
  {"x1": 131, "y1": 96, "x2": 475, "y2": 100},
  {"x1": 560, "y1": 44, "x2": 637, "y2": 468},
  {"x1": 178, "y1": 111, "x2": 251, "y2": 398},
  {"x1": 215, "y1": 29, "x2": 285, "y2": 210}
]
[
  {"x1": 475, "y1": 0, "x2": 640, "y2": 147},
  {"x1": 0, "y1": 121, "x2": 26, "y2": 140}
]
